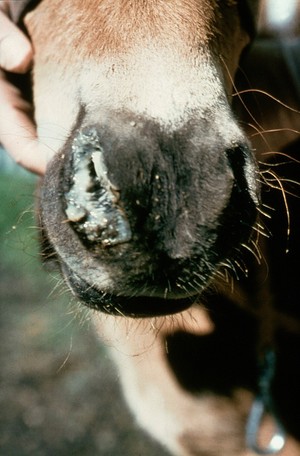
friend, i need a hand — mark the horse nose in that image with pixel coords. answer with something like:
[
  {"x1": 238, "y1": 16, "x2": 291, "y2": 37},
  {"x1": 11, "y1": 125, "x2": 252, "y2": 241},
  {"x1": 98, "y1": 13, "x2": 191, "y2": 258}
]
[{"x1": 62, "y1": 118, "x2": 257, "y2": 264}]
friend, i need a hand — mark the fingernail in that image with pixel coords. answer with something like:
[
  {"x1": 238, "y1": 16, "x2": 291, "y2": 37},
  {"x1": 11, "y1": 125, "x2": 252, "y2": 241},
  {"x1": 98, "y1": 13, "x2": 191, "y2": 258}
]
[{"x1": 0, "y1": 34, "x2": 33, "y2": 72}]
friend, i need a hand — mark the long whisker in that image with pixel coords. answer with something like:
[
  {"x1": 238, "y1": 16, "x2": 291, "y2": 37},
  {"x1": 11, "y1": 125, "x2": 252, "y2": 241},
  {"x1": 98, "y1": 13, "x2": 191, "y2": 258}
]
[
  {"x1": 233, "y1": 89, "x2": 300, "y2": 115},
  {"x1": 260, "y1": 151, "x2": 300, "y2": 165},
  {"x1": 251, "y1": 127, "x2": 300, "y2": 138},
  {"x1": 220, "y1": 58, "x2": 258, "y2": 124}
]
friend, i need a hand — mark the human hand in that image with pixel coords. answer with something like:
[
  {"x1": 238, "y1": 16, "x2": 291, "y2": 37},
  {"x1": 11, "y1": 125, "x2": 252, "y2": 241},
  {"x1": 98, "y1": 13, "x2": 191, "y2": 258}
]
[{"x1": 0, "y1": 4, "x2": 46, "y2": 175}]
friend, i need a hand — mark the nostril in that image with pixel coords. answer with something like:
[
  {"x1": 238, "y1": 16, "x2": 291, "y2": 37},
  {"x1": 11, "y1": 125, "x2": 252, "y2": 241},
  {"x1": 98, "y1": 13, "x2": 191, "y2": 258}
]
[
  {"x1": 64, "y1": 128, "x2": 132, "y2": 246},
  {"x1": 214, "y1": 143, "x2": 259, "y2": 250},
  {"x1": 226, "y1": 144, "x2": 259, "y2": 206}
]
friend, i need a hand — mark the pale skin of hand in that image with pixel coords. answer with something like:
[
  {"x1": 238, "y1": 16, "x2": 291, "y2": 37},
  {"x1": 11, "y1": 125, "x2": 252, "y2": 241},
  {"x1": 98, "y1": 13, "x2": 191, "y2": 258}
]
[{"x1": 0, "y1": 4, "x2": 46, "y2": 175}]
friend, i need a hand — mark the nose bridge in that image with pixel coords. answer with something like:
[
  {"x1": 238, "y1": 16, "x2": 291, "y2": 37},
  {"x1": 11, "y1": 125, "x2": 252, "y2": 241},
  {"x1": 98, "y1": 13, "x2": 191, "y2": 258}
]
[
  {"x1": 82, "y1": 44, "x2": 226, "y2": 130},
  {"x1": 75, "y1": 1, "x2": 244, "y2": 127}
]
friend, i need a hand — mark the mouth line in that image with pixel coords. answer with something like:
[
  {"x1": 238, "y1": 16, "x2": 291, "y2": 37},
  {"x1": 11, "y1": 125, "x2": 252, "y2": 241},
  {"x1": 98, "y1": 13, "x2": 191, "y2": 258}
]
[
  {"x1": 64, "y1": 267, "x2": 195, "y2": 318},
  {"x1": 97, "y1": 294, "x2": 194, "y2": 318}
]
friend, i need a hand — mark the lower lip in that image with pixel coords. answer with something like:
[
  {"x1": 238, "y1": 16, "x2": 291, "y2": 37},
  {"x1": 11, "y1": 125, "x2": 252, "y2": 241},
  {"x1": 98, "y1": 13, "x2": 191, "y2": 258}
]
[{"x1": 94, "y1": 294, "x2": 195, "y2": 318}]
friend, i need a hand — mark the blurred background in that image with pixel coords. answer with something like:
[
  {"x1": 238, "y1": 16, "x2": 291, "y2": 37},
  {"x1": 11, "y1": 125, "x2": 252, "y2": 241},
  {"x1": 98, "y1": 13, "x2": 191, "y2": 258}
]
[{"x1": 0, "y1": 148, "x2": 168, "y2": 456}]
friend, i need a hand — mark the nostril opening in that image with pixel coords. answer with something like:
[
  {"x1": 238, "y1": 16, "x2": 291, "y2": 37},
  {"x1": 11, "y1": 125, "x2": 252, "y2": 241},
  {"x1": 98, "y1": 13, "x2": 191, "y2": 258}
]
[
  {"x1": 226, "y1": 145, "x2": 249, "y2": 191},
  {"x1": 226, "y1": 144, "x2": 259, "y2": 205},
  {"x1": 64, "y1": 128, "x2": 132, "y2": 247},
  {"x1": 215, "y1": 143, "x2": 259, "y2": 249}
]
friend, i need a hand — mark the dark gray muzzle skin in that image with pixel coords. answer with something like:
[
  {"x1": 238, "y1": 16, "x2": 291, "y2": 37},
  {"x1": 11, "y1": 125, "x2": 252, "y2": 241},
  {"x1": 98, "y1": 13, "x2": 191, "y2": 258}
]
[{"x1": 40, "y1": 112, "x2": 259, "y2": 318}]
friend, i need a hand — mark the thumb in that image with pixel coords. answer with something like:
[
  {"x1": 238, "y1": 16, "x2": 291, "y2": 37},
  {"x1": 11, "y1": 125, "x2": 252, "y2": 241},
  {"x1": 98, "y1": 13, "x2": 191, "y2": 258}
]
[{"x1": 0, "y1": 10, "x2": 33, "y2": 73}]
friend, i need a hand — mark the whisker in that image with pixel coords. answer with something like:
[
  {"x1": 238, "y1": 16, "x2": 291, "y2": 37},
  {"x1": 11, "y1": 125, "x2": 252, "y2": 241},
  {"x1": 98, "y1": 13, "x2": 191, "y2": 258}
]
[
  {"x1": 261, "y1": 169, "x2": 291, "y2": 252},
  {"x1": 233, "y1": 88, "x2": 300, "y2": 115},
  {"x1": 241, "y1": 242, "x2": 262, "y2": 265},
  {"x1": 252, "y1": 127, "x2": 300, "y2": 138},
  {"x1": 56, "y1": 336, "x2": 73, "y2": 373},
  {"x1": 256, "y1": 205, "x2": 274, "y2": 219},
  {"x1": 250, "y1": 238, "x2": 263, "y2": 258},
  {"x1": 220, "y1": 55, "x2": 272, "y2": 150},
  {"x1": 260, "y1": 151, "x2": 300, "y2": 164},
  {"x1": 251, "y1": 223, "x2": 270, "y2": 238}
]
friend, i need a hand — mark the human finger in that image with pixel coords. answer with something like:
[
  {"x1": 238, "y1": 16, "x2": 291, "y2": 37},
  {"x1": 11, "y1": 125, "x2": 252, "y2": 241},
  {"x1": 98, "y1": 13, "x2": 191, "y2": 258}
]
[
  {"x1": 0, "y1": 9, "x2": 33, "y2": 73},
  {"x1": 0, "y1": 72, "x2": 47, "y2": 175}
]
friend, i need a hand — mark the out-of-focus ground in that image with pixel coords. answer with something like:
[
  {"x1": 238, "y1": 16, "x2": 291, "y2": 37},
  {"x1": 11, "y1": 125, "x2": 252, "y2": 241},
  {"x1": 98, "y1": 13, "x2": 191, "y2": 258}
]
[{"x1": 0, "y1": 154, "x2": 169, "y2": 456}]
